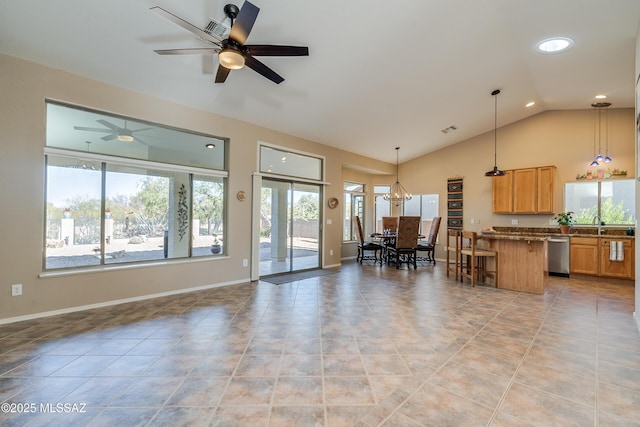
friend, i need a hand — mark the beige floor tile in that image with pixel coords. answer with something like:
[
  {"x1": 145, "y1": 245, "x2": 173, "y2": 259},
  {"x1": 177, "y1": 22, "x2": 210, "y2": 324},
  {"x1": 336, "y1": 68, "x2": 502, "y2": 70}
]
[
  {"x1": 498, "y1": 382, "x2": 594, "y2": 426},
  {"x1": 0, "y1": 263, "x2": 637, "y2": 425},
  {"x1": 272, "y1": 376, "x2": 323, "y2": 405}
]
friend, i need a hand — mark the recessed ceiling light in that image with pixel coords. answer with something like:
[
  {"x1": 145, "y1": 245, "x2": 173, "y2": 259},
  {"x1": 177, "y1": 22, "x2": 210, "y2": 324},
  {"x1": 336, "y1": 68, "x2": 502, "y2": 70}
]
[
  {"x1": 205, "y1": 143, "x2": 215, "y2": 149},
  {"x1": 536, "y1": 37, "x2": 574, "y2": 53},
  {"x1": 595, "y1": 94, "x2": 607, "y2": 99},
  {"x1": 525, "y1": 101, "x2": 535, "y2": 108}
]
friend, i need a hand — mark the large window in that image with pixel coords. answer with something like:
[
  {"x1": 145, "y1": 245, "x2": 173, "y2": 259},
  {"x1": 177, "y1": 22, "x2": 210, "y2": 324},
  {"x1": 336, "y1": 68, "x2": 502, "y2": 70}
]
[
  {"x1": 564, "y1": 180, "x2": 635, "y2": 225},
  {"x1": 373, "y1": 185, "x2": 391, "y2": 233},
  {"x1": 44, "y1": 102, "x2": 227, "y2": 271},
  {"x1": 343, "y1": 182, "x2": 364, "y2": 241},
  {"x1": 403, "y1": 194, "x2": 439, "y2": 236}
]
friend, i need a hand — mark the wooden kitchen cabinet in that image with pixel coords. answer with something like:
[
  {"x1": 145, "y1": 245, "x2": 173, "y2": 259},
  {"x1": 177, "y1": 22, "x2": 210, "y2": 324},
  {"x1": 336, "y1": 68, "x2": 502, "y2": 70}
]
[
  {"x1": 570, "y1": 236, "x2": 634, "y2": 279},
  {"x1": 492, "y1": 172, "x2": 513, "y2": 214},
  {"x1": 570, "y1": 237, "x2": 599, "y2": 275},
  {"x1": 536, "y1": 166, "x2": 555, "y2": 214},
  {"x1": 600, "y1": 238, "x2": 634, "y2": 279},
  {"x1": 513, "y1": 168, "x2": 537, "y2": 213},
  {"x1": 492, "y1": 166, "x2": 555, "y2": 214}
]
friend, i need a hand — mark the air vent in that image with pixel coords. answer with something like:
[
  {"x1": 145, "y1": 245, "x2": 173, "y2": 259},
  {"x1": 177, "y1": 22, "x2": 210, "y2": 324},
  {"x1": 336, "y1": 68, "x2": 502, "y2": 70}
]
[
  {"x1": 204, "y1": 19, "x2": 229, "y2": 38},
  {"x1": 440, "y1": 125, "x2": 458, "y2": 134}
]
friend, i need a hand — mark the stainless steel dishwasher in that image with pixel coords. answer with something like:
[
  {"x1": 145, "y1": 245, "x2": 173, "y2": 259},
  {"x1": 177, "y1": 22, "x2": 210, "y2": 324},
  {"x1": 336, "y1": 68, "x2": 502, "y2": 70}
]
[{"x1": 548, "y1": 236, "x2": 570, "y2": 277}]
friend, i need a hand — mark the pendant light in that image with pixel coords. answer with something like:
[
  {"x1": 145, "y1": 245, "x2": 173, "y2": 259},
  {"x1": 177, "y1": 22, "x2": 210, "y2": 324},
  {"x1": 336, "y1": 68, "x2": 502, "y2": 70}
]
[
  {"x1": 383, "y1": 147, "x2": 412, "y2": 207},
  {"x1": 589, "y1": 102, "x2": 612, "y2": 166},
  {"x1": 485, "y1": 89, "x2": 507, "y2": 176}
]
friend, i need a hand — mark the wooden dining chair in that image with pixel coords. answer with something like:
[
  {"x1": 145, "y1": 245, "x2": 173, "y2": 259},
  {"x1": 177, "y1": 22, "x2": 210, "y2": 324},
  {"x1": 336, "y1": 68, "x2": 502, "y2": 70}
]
[
  {"x1": 381, "y1": 216, "x2": 399, "y2": 233},
  {"x1": 387, "y1": 216, "x2": 421, "y2": 269},
  {"x1": 445, "y1": 229, "x2": 461, "y2": 280},
  {"x1": 416, "y1": 216, "x2": 441, "y2": 265},
  {"x1": 353, "y1": 216, "x2": 383, "y2": 264},
  {"x1": 381, "y1": 216, "x2": 399, "y2": 258},
  {"x1": 459, "y1": 230, "x2": 498, "y2": 287}
]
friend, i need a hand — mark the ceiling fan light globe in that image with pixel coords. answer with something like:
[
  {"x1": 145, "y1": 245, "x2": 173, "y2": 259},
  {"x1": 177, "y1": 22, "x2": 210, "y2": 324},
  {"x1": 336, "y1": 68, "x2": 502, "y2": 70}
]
[
  {"x1": 117, "y1": 134, "x2": 134, "y2": 142},
  {"x1": 219, "y1": 49, "x2": 245, "y2": 69}
]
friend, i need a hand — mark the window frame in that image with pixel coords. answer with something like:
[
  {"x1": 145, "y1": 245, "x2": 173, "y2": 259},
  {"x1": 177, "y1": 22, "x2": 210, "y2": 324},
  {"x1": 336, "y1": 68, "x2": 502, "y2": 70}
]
[
  {"x1": 343, "y1": 181, "x2": 365, "y2": 242},
  {"x1": 42, "y1": 100, "x2": 229, "y2": 275},
  {"x1": 564, "y1": 179, "x2": 635, "y2": 226}
]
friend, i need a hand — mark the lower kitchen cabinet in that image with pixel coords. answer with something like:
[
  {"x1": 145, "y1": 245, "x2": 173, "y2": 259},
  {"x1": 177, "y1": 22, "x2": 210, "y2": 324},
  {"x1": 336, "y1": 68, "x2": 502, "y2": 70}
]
[
  {"x1": 570, "y1": 237, "x2": 599, "y2": 275},
  {"x1": 570, "y1": 236, "x2": 634, "y2": 279},
  {"x1": 600, "y1": 238, "x2": 634, "y2": 279}
]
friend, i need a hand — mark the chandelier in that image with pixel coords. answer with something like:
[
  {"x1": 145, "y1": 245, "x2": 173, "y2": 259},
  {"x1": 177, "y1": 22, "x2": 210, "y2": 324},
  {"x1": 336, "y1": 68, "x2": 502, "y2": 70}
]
[{"x1": 384, "y1": 147, "x2": 412, "y2": 207}]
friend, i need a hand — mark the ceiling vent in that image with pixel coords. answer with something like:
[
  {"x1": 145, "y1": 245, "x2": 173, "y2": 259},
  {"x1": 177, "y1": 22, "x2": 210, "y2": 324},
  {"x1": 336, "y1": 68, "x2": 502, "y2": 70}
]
[
  {"x1": 204, "y1": 19, "x2": 229, "y2": 38},
  {"x1": 440, "y1": 125, "x2": 458, "y2": 134}
]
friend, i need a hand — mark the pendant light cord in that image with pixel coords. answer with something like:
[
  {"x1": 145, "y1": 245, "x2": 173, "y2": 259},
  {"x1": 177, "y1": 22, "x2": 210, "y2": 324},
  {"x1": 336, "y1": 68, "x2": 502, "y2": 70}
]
[
  {"x1": 494, "y1": 93, "x2": 498, "y2": 166},
  {"x1": 395, "y1": 147, "x2": 400, "y2": 182}
]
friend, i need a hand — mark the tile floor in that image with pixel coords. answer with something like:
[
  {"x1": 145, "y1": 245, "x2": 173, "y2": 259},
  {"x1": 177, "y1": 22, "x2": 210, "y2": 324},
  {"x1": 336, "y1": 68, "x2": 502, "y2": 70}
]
[{"x1": 0, "y1": 261, "x2": 639, "y2": 426}]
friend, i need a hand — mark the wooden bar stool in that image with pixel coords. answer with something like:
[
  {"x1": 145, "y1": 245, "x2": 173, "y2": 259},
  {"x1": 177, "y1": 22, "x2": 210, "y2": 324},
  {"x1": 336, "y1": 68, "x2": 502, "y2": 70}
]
[
  {"x1": 459, "y1": 231, "x2": 497, "y2": 287},
  {"x1": 445, "y1": 229, "x2": 461, "y2": 280}
]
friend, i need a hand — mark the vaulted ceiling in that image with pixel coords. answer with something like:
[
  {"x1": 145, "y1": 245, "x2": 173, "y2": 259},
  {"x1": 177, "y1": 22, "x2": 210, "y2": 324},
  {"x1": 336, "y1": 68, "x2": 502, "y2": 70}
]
[{"x1": 1, "y1": 0, "x2": 639, "y2": 163}]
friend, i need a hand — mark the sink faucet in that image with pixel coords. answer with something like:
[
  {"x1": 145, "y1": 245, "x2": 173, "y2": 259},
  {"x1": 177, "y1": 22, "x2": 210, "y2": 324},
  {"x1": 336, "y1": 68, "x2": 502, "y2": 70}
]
[{"x1": 592, "y1": 215, "x2": 602, "y2": 235}]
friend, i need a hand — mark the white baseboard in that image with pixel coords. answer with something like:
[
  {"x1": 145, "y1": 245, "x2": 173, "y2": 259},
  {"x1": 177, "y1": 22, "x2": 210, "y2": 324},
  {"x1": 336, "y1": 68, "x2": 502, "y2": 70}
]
[{"x1": 0, "y1": 278, "x2": 249, "y2": 325}]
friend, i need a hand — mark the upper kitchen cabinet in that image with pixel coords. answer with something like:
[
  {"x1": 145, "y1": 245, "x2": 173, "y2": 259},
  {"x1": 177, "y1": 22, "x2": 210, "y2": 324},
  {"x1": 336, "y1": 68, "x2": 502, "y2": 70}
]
[
  {"x1": 492, "y1": 166, "x2": 555, "y2": 214},
  {"x1": 492, "y1": 173, "x2": 513, "y2": 214},
  {"x1": 536, "y1": 166, "x2": 555, "y2": 214}
]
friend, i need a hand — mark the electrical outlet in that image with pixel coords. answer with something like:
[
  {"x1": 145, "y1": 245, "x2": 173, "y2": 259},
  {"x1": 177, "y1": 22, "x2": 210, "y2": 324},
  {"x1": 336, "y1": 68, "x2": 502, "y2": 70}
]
[
  {"x1": 326, "y1": 219, "x2": 332, "y2": 225},
  {"x1": 549, "y1": 219, "x2": 556, "y2": 225},
  {"x1": 329, "y1": 249, "x2": 333, "y2": 256},
  {"x1": 511, "y1": 219, "x2": 519, "y2": 225},
  {"x1": 470, "y1": 218, "x2": 475, "y2": 224},
  {"x1": 242, "y1": 259, "x2": 248, "y2": 267},
  {"x1": 11, "y1": 284, "x2": 22, "y2": 296}
]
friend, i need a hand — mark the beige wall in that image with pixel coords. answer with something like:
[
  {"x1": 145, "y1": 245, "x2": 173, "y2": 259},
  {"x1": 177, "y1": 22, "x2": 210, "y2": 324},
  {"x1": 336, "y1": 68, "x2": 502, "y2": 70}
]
[
  {"x1": 400, "y1": 108, "x2": 636, "y2": 259},
  {"x1": 0, "y1": 53, "x2": 390, "y2": 322}
]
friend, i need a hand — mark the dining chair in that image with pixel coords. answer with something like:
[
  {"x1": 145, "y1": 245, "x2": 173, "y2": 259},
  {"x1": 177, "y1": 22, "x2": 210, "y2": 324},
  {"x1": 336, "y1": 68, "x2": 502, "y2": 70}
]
[
  {"x1": 353, "y1": 216, "x2": 383, "y2": 264},
  {"x1": 381, "y1": 216, "x2": 399, "y2": 233},
  {"x1": 445, "y1": 229, "x2": 461, "y2": 280},
  {"x1": 459, "y1": 230, "x2": 498, "y2": 287},
  {"x1": 416, "y1": 216, "x2": 441, "y2": 265},
  {"x1": 380, "y1": 216, "x2": 399, "y2": 259},
  {"x1": 387, "y1": 216, "x2": 421, "y2": 269}
]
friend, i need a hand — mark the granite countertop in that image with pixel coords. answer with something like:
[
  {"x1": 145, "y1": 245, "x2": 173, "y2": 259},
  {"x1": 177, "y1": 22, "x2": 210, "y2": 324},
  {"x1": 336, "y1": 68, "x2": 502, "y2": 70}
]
[
  {"x1": 479, "y1": 233, "x2": 549, "y2": 242},
  {"x1": 491, "y1": 226, "x2": 635, "y2": 240}
]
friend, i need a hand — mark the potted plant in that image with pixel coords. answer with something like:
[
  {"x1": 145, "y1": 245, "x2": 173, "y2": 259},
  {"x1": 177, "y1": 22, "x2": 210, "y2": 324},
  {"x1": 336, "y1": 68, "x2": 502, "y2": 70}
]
[
  {"x1": 554, "y1": 212, "x2": 574, "y2": 234},
  {"x1": 210, "y1": 234, "x2": 222, "y2": 254}
]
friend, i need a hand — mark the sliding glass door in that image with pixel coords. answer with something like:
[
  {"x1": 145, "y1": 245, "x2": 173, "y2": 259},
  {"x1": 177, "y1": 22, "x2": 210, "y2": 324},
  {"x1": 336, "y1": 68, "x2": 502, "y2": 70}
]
[{"x1": 259, "y1": 179, "x2": 321, "y2": 276}]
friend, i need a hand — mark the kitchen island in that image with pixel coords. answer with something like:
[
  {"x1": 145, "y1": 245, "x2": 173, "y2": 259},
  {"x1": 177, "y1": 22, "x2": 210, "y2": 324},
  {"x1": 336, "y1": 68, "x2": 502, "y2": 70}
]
[{"x1": 480, "y1": 233, "x2": 549, "y2": 294}]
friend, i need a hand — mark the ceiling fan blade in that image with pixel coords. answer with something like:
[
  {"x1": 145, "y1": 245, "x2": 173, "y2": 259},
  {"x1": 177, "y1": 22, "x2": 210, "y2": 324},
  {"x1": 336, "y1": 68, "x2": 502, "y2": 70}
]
[
  {"x1": 151, "y1": 6, "x2": 223, "y2": 45},
  {"x1": 73, "y1": 126, "x2": 112, "y2": 133},
  {"x1": 96, "y1": 119, "x2": 121, "y2": 131},
  {"x1": 215, "y1": 65, "x2": 231, "y2": 83},
  {"x1": 154, "y1": 48, "x2": 219, "y2": 55},
  {"x1": 229, "y1": 1, "x2": 259, "y2": 45},
  {"x1": 101, "y1": 134, "x2": 117, "y2": 141},
  {"x1": 245, "y1": 45, "x2": 309, "y2": 57},
  {"x1": 131, "y1": 127, "x2": 154, "y2": 134},
  {"x1": 244, "y1": 55, "x2": 284, "y2": 84}
]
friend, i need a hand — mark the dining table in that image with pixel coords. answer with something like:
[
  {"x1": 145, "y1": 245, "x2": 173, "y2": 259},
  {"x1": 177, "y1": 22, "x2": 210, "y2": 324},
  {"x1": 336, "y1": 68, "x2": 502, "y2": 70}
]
[{"x1": 369, "y1": 232, "x2": 426, "y2": 264}]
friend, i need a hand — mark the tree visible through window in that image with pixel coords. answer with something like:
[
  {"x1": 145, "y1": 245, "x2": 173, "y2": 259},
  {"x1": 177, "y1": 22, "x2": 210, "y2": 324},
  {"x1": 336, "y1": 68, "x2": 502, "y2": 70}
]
[{"x1": 564, "y1": 180, "x2": 635, "y2": 225}]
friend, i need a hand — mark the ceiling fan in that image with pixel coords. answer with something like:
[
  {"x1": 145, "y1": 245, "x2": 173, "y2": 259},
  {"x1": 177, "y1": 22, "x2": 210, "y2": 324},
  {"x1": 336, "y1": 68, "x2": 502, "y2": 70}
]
[
  {"x1": 151, "y1": 1, "x2": 309, "y2": 84},
  {"x1": 73, "y1": 120, "x2": 153, "y2": 143}
]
